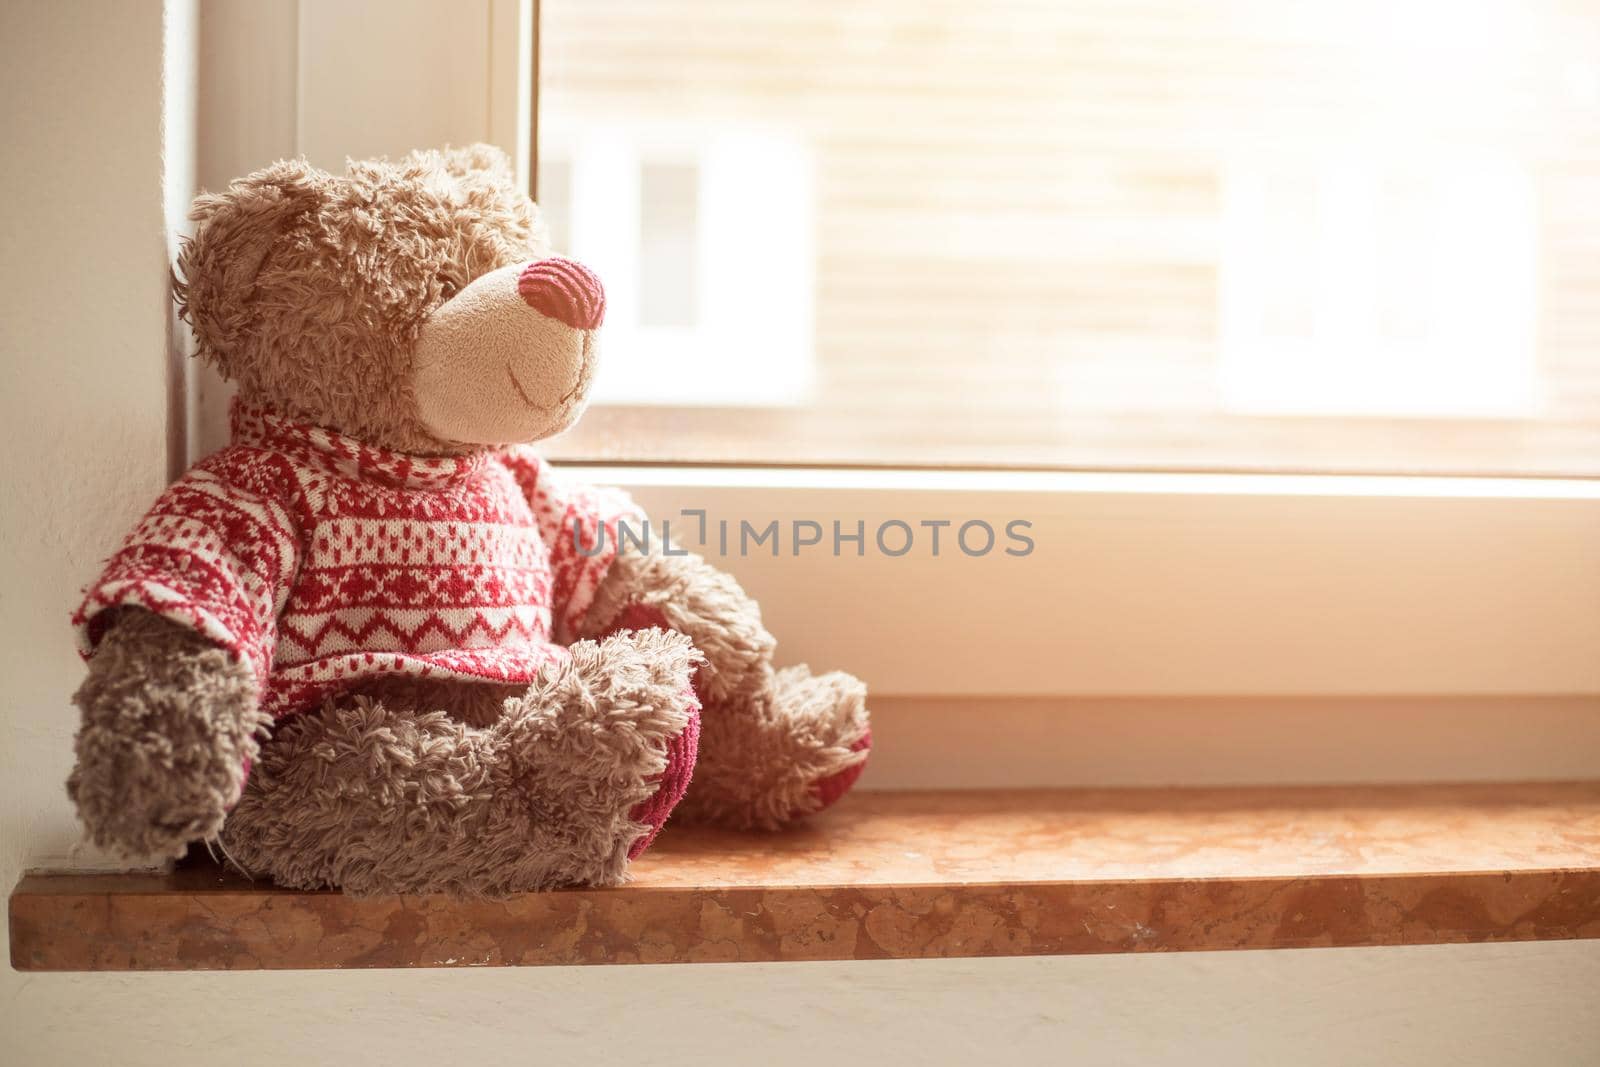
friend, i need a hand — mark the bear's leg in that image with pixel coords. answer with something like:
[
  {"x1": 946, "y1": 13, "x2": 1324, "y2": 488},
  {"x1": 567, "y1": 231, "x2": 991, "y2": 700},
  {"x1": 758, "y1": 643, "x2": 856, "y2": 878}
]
[
  {"x1": 219, "y1": 628, "x2": 700, "y2": 896},
  {"x1": 671, "y1": 660, "x2": 870, "y2": 830},
  {"x1": 584, "y1": 549, "x2": 871, "y2": 830}
]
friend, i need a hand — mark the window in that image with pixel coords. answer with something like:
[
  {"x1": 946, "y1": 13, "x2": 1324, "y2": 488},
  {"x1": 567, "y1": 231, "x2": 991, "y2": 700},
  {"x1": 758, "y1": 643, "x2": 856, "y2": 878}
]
[{"x1": 539, "y1": 0, "x2": 1600, "y2": 476}]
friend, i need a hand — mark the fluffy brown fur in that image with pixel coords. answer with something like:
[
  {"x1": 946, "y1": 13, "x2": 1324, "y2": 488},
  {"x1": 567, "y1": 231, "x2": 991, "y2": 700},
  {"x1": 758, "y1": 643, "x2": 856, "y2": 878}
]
[
  {"x1": 69, "y1": 611, "x2": 267, "y2": 858},
  {"x1": 680, "y1": 664, "x2": 868, "y2": 830},
  {"x1": 587, "y1": 548, "x2": 870, "y2": 830},
  {"x1": 584, "y1": 545, "x2": 776, "y2": 706},
  {"x1": 173, "y1": 145, "x2": 546, "y2": 455},
  {"x1": 221, "y1": 629, "x2": 700, "y2": 897}
]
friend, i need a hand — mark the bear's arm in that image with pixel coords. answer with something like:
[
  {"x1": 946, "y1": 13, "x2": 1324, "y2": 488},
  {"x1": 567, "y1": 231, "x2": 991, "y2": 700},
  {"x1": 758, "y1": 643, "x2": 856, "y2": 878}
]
[
  {"x1": 579, "y1": 544, "x2": 775, "y2": 707},
  {"x1": 500, "y1": 449, "x2": 774, "y2": 701},
  {"x1": 69, "y1": 609, "x2": 263, "y2": 857},
  {"x1": 68, "y1": 456, "x2": 301, "y2": 856},
  {"x1": 72, "y1": 456, "x2": 300, "y2": 674},
  {"x1": 500, "y1": 447, "x2": 645, "y2": 644}
]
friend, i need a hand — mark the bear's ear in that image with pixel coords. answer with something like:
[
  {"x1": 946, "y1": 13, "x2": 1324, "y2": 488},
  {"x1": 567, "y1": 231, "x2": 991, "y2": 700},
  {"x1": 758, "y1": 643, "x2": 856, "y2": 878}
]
[
  {"x1": 423, "y1": 143, "x2": 517, "y2": 188},
  {"x1": 173, "y1": 158, "x2": 330, "y2": 378}
]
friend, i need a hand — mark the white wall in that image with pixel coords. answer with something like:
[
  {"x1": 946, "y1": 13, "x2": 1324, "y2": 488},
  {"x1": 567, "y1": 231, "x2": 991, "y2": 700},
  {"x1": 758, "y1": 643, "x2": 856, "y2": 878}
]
[
  {"x1": 6, "y1": 944, "x2": 1598, "y2": 1066},
  {"x1": 0, "y1": 2, "x2": 175, "y2": 880},
  {"x1": 1, "y1": 4, "x2": 1595, "y2": 1065}
]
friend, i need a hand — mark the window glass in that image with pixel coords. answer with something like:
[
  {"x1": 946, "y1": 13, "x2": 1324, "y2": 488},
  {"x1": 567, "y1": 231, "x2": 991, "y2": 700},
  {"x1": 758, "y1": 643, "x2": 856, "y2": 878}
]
[{"x1": 539, "y1": 0, "x2": 1600, "y2": 475}]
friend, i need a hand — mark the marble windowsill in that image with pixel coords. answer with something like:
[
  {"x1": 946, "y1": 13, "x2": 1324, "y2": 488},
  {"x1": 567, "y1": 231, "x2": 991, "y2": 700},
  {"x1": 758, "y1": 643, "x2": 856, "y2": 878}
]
[{"x1": 10, "y1": 782, "x2": 1600, "y2": 970}]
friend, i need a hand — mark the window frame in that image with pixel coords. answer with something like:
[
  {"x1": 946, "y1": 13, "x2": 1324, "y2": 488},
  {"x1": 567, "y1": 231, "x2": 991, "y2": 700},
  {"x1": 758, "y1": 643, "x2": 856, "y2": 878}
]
[{"x1": 582, "y1": 465, "x2": 1600, "y2": 698}]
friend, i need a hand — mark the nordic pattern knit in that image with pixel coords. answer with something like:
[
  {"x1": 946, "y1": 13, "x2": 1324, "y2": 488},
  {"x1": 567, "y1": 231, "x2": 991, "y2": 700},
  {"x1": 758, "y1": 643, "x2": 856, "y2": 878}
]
[{"x1": 73, "y1": 401, "x2": 643, "y2": 721}]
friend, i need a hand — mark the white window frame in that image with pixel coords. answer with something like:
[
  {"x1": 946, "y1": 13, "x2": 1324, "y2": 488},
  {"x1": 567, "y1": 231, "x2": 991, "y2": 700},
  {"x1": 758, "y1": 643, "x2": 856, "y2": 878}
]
[
  {"x1": 199, "y1": 2, "x2": 1600, "y2": 717},
  {"x1": 590, "y1": 466, "x2": 1600, "y2": 699}
]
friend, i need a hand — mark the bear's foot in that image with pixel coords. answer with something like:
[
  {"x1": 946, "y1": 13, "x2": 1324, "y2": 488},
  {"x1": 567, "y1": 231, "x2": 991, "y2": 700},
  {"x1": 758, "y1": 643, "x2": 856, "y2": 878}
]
[
  {"x1": 675, "y1": 663, "x2": 871, "y2": 831},
  {"x1": 219, "y1": 629, "x2": 700, "y2": 897}
]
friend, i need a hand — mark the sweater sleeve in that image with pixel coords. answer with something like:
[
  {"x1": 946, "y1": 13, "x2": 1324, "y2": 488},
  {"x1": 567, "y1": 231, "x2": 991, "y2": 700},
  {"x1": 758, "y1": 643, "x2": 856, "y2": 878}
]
[
  {"x1": 501, "y1": 448, "x2": 646, "y2": 644},
  {"x1": 72, "y1": 452, "x2": 301, "y2": 686}
]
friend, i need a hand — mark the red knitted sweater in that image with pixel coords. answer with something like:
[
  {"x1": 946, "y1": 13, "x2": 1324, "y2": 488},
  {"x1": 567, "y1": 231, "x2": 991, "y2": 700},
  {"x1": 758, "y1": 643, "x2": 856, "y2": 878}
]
[{"x1": 73, "y1": 401, "x2": 641, "y2": 720}]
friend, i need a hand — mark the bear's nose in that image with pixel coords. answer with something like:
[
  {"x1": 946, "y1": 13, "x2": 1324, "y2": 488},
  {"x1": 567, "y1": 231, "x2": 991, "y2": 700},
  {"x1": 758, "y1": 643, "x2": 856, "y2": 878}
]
[{"x1": 517, "y1": 256, "x2": 605, "y2": 330}]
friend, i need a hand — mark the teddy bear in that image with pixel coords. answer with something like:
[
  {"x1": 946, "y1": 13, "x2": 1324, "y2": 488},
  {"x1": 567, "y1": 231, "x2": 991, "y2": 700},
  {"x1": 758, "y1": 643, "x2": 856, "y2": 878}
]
[{"x1": 66, "y1": 144, "x2": 871, "y2": 896}]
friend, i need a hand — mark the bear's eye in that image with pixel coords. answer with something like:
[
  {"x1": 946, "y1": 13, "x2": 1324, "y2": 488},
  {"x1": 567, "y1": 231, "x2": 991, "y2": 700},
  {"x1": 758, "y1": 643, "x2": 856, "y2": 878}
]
[{"x1": 436, "y1": 270, "x2": 466, "y2": 301}]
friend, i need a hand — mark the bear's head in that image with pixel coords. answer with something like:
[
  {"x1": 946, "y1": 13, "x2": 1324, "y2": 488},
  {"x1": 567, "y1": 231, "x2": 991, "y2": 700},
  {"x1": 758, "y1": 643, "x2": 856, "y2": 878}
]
[{"x1": 174, "y1": 144, "x2": 601, "y2": 454}]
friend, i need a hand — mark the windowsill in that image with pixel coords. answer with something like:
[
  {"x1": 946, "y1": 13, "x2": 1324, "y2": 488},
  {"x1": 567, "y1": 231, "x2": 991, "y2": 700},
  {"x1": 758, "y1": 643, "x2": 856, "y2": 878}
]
[{"x1": 10, "y1": 781, "x2": 1598, "y2": 971}]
